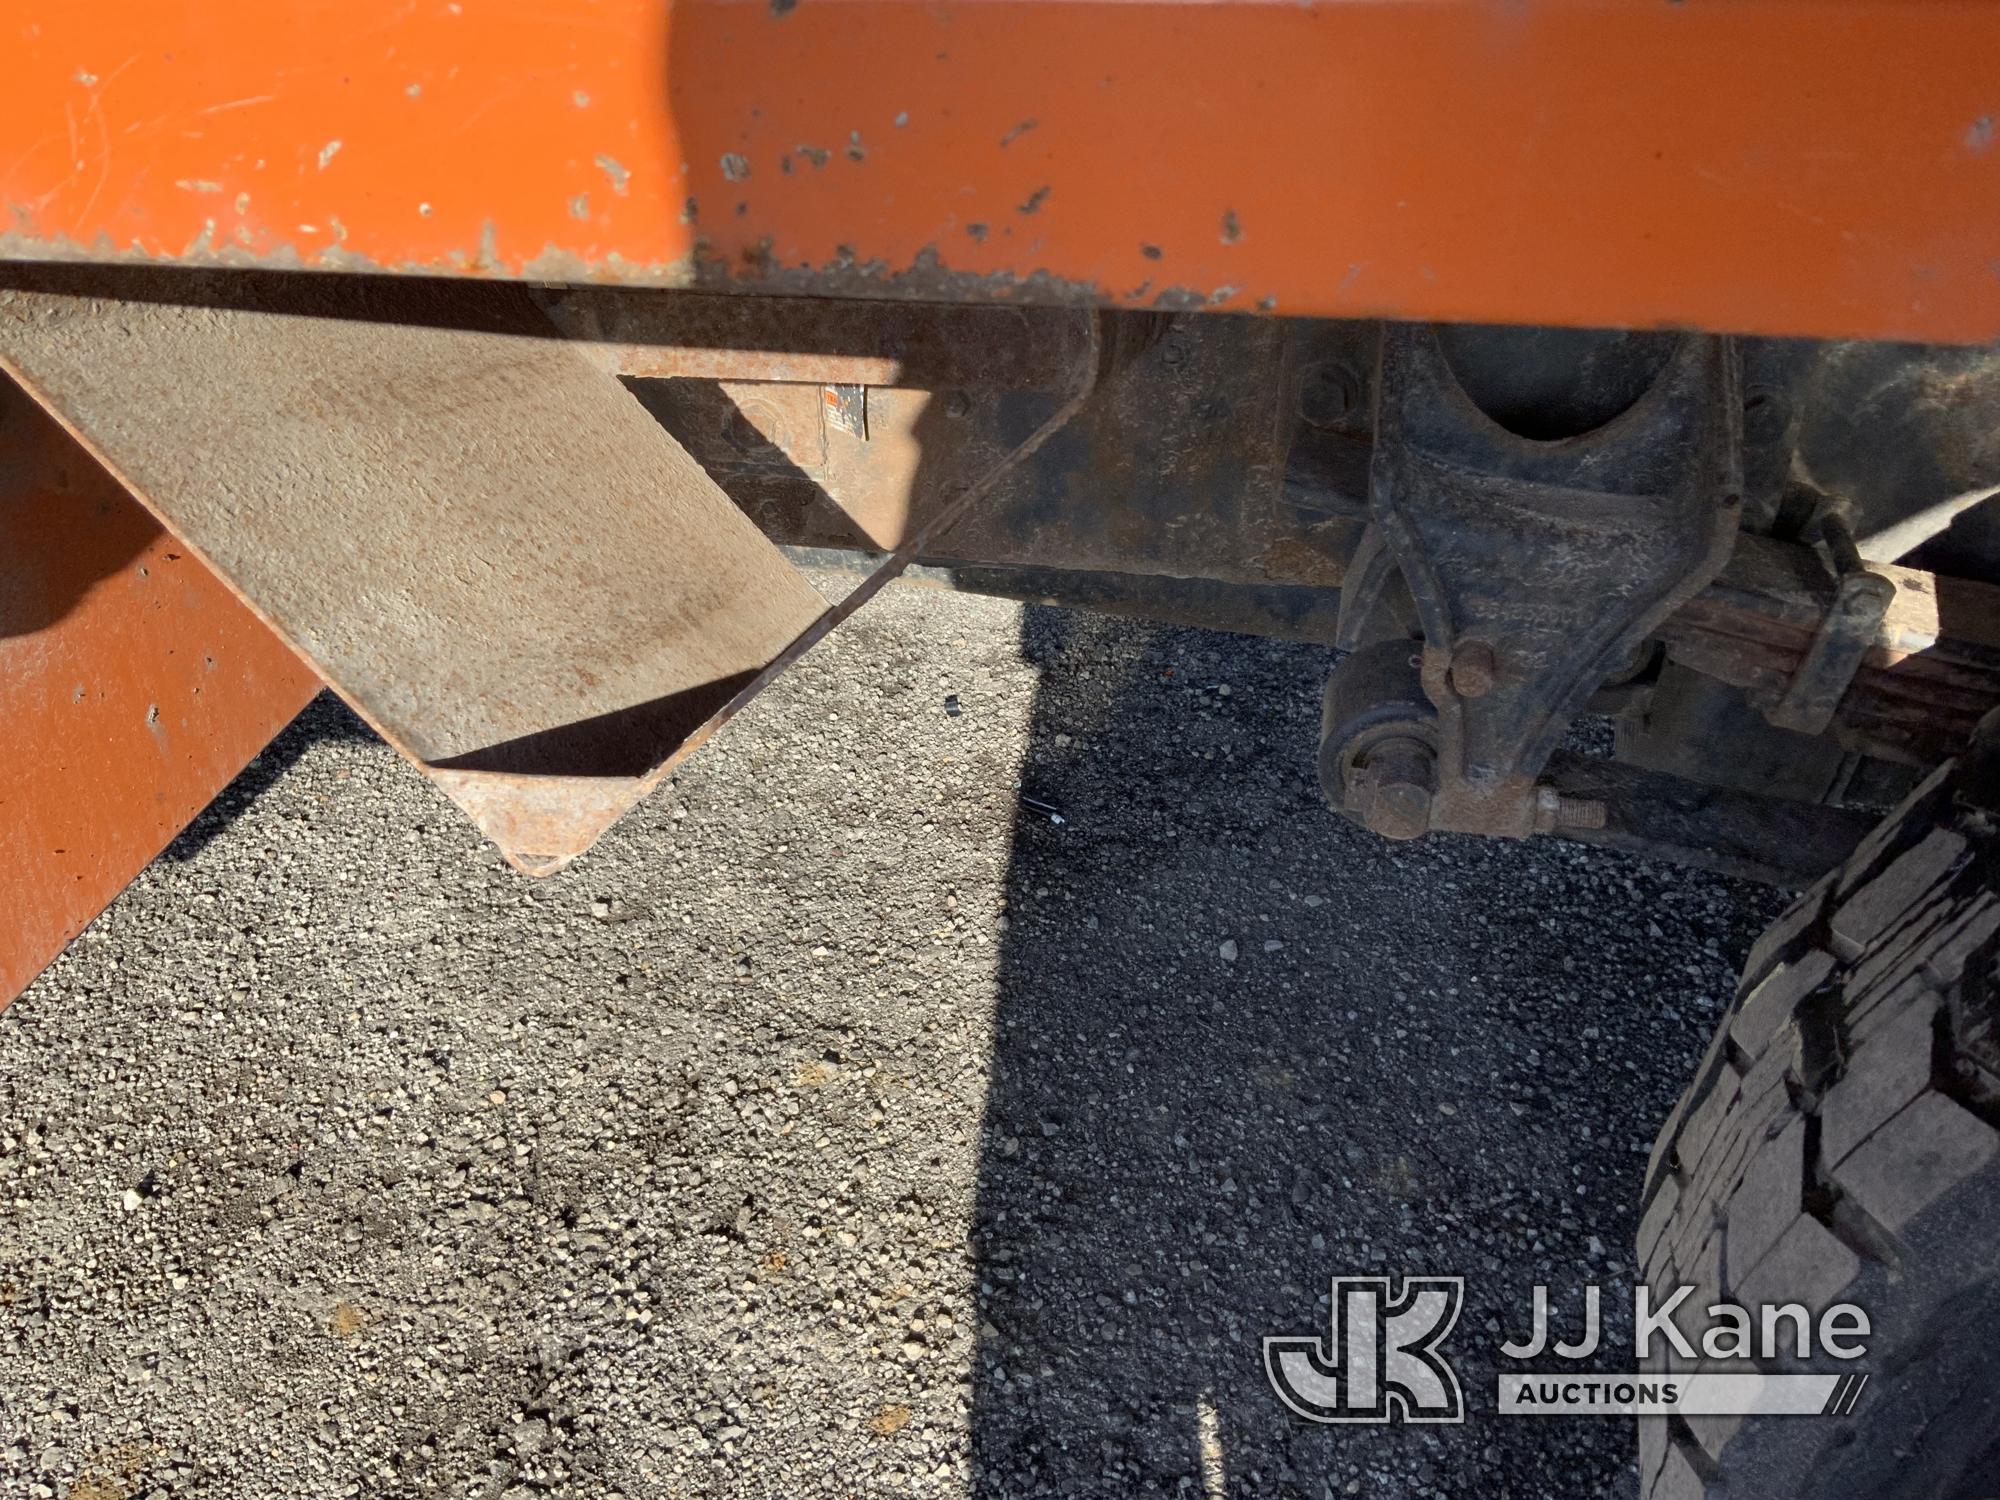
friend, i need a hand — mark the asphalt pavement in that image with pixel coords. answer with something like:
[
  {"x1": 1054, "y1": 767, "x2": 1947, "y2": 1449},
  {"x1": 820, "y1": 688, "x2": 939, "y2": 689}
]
[{"x1": 0, "y1": 585, "x2": 1783, "y2": 1499}]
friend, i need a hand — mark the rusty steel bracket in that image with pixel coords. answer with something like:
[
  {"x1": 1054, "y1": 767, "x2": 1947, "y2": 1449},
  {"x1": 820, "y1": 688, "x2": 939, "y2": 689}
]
[
  {"x1": 1660, "y1": 533, "x2": 2000, "y2": 769},
  {"x1": 0, "y1": 274, "x2": 1099, "y2": 874},
  {"x1": 1367, "y1": 325, "x2": 1744, "y2": 838},
  {"x1": 1317, "y1": 639, "x2": 1439, "y2": 842},
  {"x1": 1762, "y1": 505, "x2": 1897, "y2": 736}
]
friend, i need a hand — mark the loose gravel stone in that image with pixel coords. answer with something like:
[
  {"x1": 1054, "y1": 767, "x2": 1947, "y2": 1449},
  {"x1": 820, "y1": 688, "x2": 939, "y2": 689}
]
[{"x1": 0, "y1": 587, "x2": 1780, "y2": 1499}]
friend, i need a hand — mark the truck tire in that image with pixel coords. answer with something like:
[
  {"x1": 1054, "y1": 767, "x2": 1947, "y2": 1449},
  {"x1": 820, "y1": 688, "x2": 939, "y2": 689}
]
[{"x1": 1637, "y1": 721, "x2": 2000, "y2": 1499}]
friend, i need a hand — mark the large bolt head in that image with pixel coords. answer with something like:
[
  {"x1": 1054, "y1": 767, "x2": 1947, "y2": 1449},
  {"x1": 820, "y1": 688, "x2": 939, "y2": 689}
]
[
  {"x1": 1348, "y1": 737, "x2": 1436, "y2": 841},
  {"x1": 1448, "y1": 639, "x2": 1500, "y2": 699},
  {"x1": 1364, "y1": 779, "x2": 1433, "y2": 841}
]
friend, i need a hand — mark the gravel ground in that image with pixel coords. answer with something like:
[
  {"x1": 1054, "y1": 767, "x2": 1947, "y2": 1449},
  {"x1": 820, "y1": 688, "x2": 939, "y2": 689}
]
[{"x1": 0, "y1": 585, "x2": 1785, "y2": 1499}]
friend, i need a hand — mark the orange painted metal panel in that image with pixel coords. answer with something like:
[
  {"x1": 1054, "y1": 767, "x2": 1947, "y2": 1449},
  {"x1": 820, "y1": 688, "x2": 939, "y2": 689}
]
[
  {"x1": 0, "y1": 377, "x2": 319, "y2": 1008},
  {"x1": 3, "y1": 1, "x2": 1999, "y2": 342}
]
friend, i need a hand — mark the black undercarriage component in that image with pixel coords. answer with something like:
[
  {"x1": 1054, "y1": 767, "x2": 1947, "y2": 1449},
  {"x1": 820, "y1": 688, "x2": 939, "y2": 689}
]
[
  {"x1": 1301, "y1": 320, "x2": 1994, "y2": 883},
  {"x1": 1539, "y1": 748, "x2": 1877, "y2": 887},
  {"x1": 1352, "y1": 325, "x2": 1744, "y2": 838}
]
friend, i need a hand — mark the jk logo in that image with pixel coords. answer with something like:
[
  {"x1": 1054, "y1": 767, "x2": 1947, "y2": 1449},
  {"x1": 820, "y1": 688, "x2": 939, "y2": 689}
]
[{"x1": 1264, "y1": 1276, "x2": 1465, "y2": 1424}]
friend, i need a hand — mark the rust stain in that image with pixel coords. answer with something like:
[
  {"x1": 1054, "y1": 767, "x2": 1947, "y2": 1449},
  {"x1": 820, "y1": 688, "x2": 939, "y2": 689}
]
[
  {"x1": 63, "y1": 1443, "x2": 152, "y2": 1500},
  {"x1": 1257, "y1": 537, "x2": 1346, "y2": 590},
  {"x1": 868, "y1": 1405, "x2": 913, "y2": 1437}
]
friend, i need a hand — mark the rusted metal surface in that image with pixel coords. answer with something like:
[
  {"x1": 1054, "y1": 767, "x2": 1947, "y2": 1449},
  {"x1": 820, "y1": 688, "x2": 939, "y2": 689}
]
[
  {"x1": 1614, "y1": 660, "x2": 1853, "y2": 807},
  {"x1": 1765, "y1": 511, "x2": 1897, "y2": 735},
  {"x1": 625, "y1": 302, "x2": 1999, "y2": 772},
  {"x1": 5, "y1": 3, "x2": 2000, "y2": 342},
  {"x1": 0, "y1": 273, "x2": 829, "y2": 874},
  {"x1": 637, "y1": 311, "x2": 1310, "y2": 581},
  {"x1": 694, "y1": 315, "x2": 2000, "y2": 771},
  {"x1": 537, "y1": 288, "x2": 1094, "y2": 390},
  {"x1": 0, "y1": 373, "x2": 318, "y2": 1007},
  {"x1": 1315, "y1": 640, "x2": 1440, "y2": 843},
  {"x1": 1667, "y1": 535, "x2": 2000, "y2": 768}
]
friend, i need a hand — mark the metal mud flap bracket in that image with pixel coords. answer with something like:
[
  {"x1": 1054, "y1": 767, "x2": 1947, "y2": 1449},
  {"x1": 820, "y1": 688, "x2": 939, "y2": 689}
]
[{"x1": 1326, "y1": 325, "x2": 1742, "y2": 841}]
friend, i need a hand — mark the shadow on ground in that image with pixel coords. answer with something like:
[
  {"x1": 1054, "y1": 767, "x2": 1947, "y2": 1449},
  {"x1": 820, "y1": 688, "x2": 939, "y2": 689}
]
[
  {"x1": 967, "y1": 607, "x2": 1783, "y2": 1499},
  {"x1": 162, "y1": 692, "x2": 380, "y2": 863}
]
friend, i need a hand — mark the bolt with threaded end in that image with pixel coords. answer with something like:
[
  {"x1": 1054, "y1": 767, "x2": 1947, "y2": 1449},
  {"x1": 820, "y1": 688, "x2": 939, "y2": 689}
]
[{"x1": 1534, "y1": 785, "x2": 1608, "y2": 832}]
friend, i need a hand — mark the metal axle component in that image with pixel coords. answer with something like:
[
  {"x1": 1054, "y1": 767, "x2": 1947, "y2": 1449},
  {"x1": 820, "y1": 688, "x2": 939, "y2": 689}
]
[
  {"x1": 1367, "y1": 324, "x2": 1744, "y2": 839},
  {"x1": 1532, "y1": 785, "x2": 1608, "y2": 833},
  {"x1": 1348, "y1": 737, "x2": 1437, "y2": 842}
]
